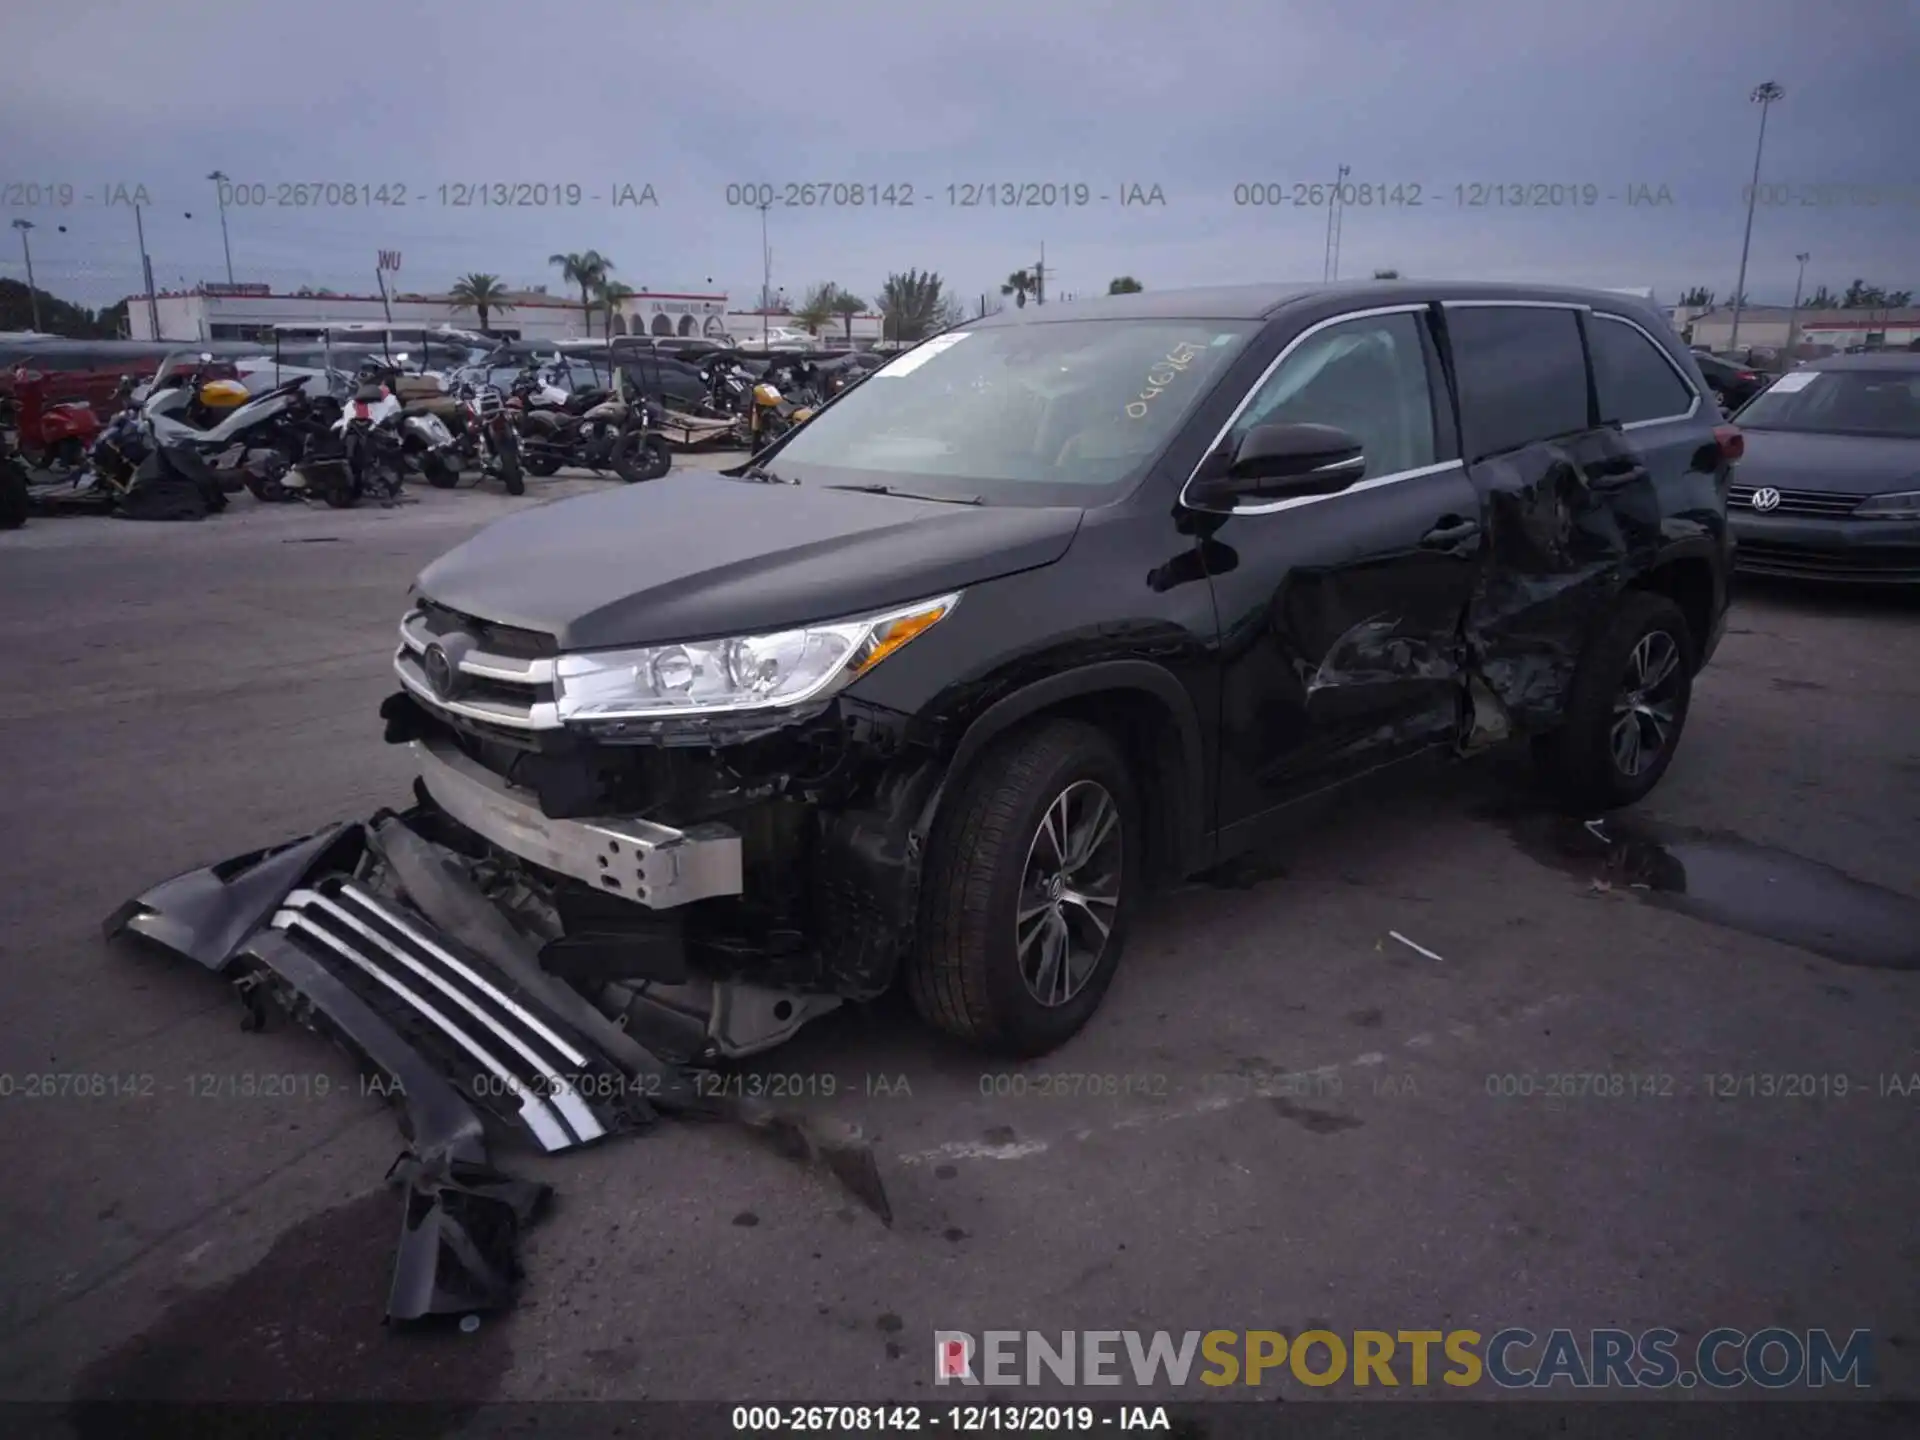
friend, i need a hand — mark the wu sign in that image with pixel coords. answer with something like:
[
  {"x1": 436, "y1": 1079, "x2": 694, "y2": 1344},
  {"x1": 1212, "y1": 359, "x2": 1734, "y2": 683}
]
[{"x1": 378, "y1": 250, "x2": 402, "y2": 272}]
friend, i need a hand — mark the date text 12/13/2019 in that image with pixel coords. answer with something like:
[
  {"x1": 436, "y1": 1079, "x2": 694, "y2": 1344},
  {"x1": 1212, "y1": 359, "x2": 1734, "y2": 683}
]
[{"x1": 1231, "y1": 182, "x2": 1676, "y2": 209}]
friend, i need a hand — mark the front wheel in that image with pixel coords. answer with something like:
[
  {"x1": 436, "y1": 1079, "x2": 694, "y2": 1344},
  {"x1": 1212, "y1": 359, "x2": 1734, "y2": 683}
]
[
  {"x1": 1533, "y1": 591, "x2": 1695, "y2": 812},
  {"x1": 613, "y1": 432, "x2": 671, "y2": 483},
  {"x1": 907, "y1": 720, "x2": 1138, "y2": 1056}
]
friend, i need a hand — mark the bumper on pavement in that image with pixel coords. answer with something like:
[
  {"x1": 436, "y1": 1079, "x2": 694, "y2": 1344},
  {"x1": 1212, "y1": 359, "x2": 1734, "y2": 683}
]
[{"x1": 1731, "y1": 513, "x2": 1920, "y2": 583}]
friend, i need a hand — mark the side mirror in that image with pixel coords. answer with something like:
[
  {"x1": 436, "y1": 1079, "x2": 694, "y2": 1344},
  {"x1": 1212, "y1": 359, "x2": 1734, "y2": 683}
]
[{"x1": 1187, "y1": 423, "x2": 1367, "y2": 508}]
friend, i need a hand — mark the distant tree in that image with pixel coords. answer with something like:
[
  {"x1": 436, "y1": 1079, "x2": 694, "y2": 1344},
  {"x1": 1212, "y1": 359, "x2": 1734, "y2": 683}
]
[
  {"x1": 1805, "y1": 285, "x2": 1837, "y2": 309},
  {"x1": 447, "y1": 273, "x2": 514, "y2": 332},
  {"x1": 1001, "y1": 269, "x2": 1037, "y2": 308},
  {"x1": 0, "y1": 278, "x2": 122, "y2": 336},
  {"x1": 1678, "y1": 286, "x2": 1715, "y2": 307},
  {"x1": 878, "y1": 269, "x2": 953, "y2": 342},
  {"x1": 795, "y1": 282, "x2": 841, "y2": 336},
  {"x1": 594, "y1": 278, "x2": 635, "y2": 335},
  {"x1": 1372, "y1": 269, "x2": 1401, "y2": 280},
  {"x1": 1887, "y1": 290, "x2": 1913, "y2": 306},
  {"x1": 550, "y1": 250, "x2": 613, "y2": 335},
  {"x1": 830, "y1": 287, "x2": 866, "y2": 341},
  {"x1": 1107, "y1": 275, "x2": 1144, "y2": 294},
  {"x1": 1842, "y1": 279, "x2": 1890, "y2": 309}
]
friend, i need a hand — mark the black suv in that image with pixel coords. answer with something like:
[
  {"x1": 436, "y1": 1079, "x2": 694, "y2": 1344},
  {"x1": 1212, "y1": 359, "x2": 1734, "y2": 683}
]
[{"x1": 119, "y1": 282, "x2": 1737, "y2": 1071}]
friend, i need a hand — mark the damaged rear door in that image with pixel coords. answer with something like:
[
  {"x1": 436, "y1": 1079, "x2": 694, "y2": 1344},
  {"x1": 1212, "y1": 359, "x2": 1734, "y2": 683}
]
[
  {"x1": 1198, "y1": 303, "x2": 1487, "y2": 831},
  {"x1": 1436, "y1": 301, "x2": 1677, "y2": 728}
]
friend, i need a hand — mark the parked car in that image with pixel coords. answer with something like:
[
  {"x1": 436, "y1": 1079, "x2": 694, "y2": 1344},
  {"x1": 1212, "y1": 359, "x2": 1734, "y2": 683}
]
[
  {"x1": 1692, "y1": 352, "x2": 1771, "y2": 411},
  {"x1": 119, "y1": 281, "x2": 1736, "y2": 1075},
  {"x1": 1726, "y1": 353, "x2": 1920, "y2": 582}
]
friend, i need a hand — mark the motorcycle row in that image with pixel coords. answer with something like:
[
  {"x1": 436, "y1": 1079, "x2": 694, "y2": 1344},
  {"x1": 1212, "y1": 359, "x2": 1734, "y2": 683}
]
[{"x1": 1, "y1": 335, "x2": 886, "y2": 528}]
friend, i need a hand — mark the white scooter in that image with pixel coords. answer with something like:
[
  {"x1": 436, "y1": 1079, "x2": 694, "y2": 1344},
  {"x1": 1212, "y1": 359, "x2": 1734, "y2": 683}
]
[{"x1": 141, "y1": 352, "x2": 314, "y2": 492}]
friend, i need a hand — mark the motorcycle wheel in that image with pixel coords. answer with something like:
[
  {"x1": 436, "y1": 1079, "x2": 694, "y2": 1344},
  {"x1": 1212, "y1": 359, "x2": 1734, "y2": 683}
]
[
  {"x1": 1, "y1": 460, "x2": 28, "y2": 530},
  {"x1": 523, "y1": 453, "x2": 561, "y2": 477},
  {"x1": 613, "y1": 433, "x2": 671, "y2": 483},
  {"x1": 323, "y1": 478, "x2": 359, "y2": 509},
  {"x1": 498, "y1": 445, "x2": 525, "y2": 495},
  {"x1": 244, "y1": 451, "x2": 293, "y2": 504},
  {"x1": 424, "y1": 453, "x2": 460, "y2": 489}
]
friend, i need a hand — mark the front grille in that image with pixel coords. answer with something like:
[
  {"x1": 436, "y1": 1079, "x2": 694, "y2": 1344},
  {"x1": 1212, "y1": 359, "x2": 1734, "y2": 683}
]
[
  {"x1": 1729, "y1": 484, "x2": 1866, "y2": 518},
  {"x1": 269, "y1": 878, "x2": 615, "y2": 1151},
  {"x1": 1735, "y1": 539, "x2": 1920, "y2": 581},
  {"x1": 396, "y1": 605, "x2": 562, "y2": 731}
]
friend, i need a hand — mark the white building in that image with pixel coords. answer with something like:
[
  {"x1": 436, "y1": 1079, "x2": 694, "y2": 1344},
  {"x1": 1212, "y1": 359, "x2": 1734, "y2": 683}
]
[
  {"x1": 1675, "y1": 305, "x2": 1920, "y2": 354},
  {"x1": 126, "y1": 284, "x2": 736, "y2": 344}
]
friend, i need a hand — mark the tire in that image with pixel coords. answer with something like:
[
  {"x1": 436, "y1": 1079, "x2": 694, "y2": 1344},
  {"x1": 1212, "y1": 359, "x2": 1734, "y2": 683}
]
[
  {"x1": 1533, "y1": 591, "x2": 1695, "y2": 813},
  {"x1": 908, "y1": 719, "x2": 1139, "y2": 1056},
  {"x1": 498, "y1": 447, "x2": 525, "y2": 495},
  {"x1": 0, "y1": 462, "x2": 28, "y2": 530},
  {"x1": 613, "y1": 432, "x2": 670, "y2": 483},
  {"x1": 523, "y1": 453, "x2": 561, "y2": 477},
  {"x1": 323, "y1": 480, "x2": 358, "y2": 509},
  {"x1": 424, "y1": 454, "x2": 459, "y2": 489}
]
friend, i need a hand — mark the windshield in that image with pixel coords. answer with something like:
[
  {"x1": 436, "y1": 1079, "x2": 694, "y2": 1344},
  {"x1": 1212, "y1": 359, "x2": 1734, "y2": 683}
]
[
  {"x1": 1736, "y1": 368, "x2": 1920, "y2": 438},
  {"x1": 768, "y1": 319, "x2": 1256, "y2": 502}
]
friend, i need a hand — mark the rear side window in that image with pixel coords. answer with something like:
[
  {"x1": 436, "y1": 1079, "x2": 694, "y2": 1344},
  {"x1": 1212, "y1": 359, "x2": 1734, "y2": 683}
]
[
  {"x1": 1590, "y1": 315, "x2": 1696, "y2": 424},
  {"x1": 1446, "y1": 306, "x2": 1590, "y2": 460}
]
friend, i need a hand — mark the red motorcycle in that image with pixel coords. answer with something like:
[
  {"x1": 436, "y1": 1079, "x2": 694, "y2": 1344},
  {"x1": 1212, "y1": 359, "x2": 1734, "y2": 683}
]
[{"x1": 3, "y1": 370, "x2": 104, "y2": 472}]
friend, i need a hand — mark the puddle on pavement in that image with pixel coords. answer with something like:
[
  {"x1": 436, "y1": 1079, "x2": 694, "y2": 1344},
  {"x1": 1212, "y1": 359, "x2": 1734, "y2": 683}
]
[
  {"x1": 1492, "y1": 808, "x2": 1920, "y2": 971},
  {"x1": 67, "y1": 1187, "x2": 509, "y2": 1437}
]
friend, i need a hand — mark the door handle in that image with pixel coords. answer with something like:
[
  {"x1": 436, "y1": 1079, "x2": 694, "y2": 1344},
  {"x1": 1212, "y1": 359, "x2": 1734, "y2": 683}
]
[{"x1": 1420, "y1": 515, "x2": 1481, "y2": 548}]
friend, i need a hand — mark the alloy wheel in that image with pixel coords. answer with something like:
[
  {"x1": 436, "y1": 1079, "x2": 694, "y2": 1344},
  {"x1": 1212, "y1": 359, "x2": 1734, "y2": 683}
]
[
  {"x1": 1016, "y1": 780, "x2": 1123, "y2": 1007},
  {"x1": 1609, "y1": 630, "x2": 1683, "y2": 778}
]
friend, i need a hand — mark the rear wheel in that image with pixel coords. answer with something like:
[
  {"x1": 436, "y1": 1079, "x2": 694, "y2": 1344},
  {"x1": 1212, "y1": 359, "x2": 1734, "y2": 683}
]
[
  {"x1": 613, "y1": 432, "x2": 671, "y2": 483},
  {"x1": 0, "y1": 459, "x2": 28, "y2": 529},
  {"x1": 907, "y1": 720, "x2": 1138, "y2": 1056},
  {"x1": 523, "y1": 452, "x2": 561, "y2": 477},
  {"x1": 1534, "y1": 591, "x2": 1695, "y2": 812},
  {"x1": 423, "y1": 453, "x2": 460, "y2": 489}
]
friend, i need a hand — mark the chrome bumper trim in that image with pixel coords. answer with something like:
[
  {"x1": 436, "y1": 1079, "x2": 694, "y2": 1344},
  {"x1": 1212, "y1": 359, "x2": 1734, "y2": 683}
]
[{"x1": 411, "y1": 736, "x2": 744, "y2": 910}]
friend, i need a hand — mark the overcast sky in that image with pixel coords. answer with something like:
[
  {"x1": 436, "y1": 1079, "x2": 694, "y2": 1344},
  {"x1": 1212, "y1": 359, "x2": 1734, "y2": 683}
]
[{"x1": 4, "y1": 0, "x2": 1916, "y2": 313}]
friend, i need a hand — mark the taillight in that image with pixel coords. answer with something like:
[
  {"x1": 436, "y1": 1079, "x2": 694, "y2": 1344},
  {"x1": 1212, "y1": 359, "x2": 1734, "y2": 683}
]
[
  {"x1": 1738, "y1": 372, "x2": 1757, "y2": 383},
  {"x1": 1713, "y1": 424, "x2": 1744, "y2": 463}
]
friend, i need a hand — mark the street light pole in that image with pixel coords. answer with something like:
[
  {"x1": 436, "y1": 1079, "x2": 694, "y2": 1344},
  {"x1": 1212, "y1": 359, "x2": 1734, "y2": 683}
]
[
  {"x1": 11, "y1": 219, "x2": 39, "y2": 331},
  {"x1": 133, "y1": 203, "x2": 160, "y2": 340},
  {"x1": 1785, "y1": 251, "x2": 1809, "y2": 358},
  {"x1": 207, "y1": 170, "x2": 235, "y2": 284},
  {"x1": 756, "y1": 201, "x2": 771, "y2": 347},
  {"x1": 1729, "y1": 80, "x2": 1784, "y2": 355},
  {"x1": 1322, "y1": 164, "x2": 1349, "y2": 282}
]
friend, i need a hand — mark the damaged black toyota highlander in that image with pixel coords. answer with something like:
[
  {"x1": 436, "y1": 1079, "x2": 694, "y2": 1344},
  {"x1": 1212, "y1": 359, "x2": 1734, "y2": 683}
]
[{"x1": 112, "y1": 284, "x2": 1735, "y2": 1301}]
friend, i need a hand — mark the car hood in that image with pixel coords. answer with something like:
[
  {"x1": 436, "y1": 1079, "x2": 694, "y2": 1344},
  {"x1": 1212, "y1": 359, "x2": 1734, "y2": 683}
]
[
  {"x1": 416, "y1": 471, "x2": 1085, "y2": 650},
  {"x1": 1734, "y1": 429, "x2": 1920, "y2": 494}
]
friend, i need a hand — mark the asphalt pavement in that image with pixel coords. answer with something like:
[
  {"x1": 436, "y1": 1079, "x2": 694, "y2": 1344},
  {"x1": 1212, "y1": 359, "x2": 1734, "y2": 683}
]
[{"x1": 0, "y1": 463, "x2": 1915, "y2": 1419}]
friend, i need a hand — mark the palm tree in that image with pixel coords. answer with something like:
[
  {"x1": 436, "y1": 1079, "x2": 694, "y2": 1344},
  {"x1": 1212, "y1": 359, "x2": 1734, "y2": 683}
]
[
  {"x1": 1001, "y1": 269, "x2": 1036, "y2": 308},
  {"x1": 447, "y1": 273, "x2": 514, "y2": 333},
  {"x1": 1107, "y1": 276, "x2": 1143, "y2": 294},
  {"x1": 594, "y1": 278, "x2": 635, "y2": 336},
  {"x1": 830, "y1": 288, "x2": 866, "y2": 341},
  {"x1": 795, "y1": 282, "x2": 840, "y2": 337},
  {"x1": 878, "y1": 270, "x2": 952, "y2": 343},
  {"x1": 549, "y1": 250, "x2": 613, "y2": 335}
]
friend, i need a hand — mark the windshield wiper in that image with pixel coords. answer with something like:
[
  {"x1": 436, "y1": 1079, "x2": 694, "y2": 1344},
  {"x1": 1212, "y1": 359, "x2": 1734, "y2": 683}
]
[{"x1": 825, "y1": 482, "x2": 983, "y2": 505}]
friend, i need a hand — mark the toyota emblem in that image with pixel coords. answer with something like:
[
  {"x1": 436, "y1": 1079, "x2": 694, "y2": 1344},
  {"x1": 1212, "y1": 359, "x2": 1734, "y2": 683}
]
[
  {"x1": 423, "y1": 643, "x2": 457, "y2": 699},
  {"x1": 1750, "y1": 487, "x2": 1782, "y2": 512}
]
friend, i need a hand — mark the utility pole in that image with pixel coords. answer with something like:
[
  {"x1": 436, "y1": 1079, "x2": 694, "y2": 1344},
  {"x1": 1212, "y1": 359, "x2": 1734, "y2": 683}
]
[
  {"x1": 1035, "y1": 242, "x2": 1046, "y2": 305},
  {"x1": 11, "y1": 220, "x2": 39, "y2": 331},
  {"x1": 756, "y1": 201, "x2": 772, "y2": 346},
  {"x1": 207, "y1": 170, "x2": 236, "y2": 285},
  {"x1": 1784, "y1": 251, "x2": 1809, "y2": 358},
  {"x1": 1729, "y1": 81, "x2": 1784, "y2": 354},
  {"x1": 1322, "y1": 164, "x2": 1350, "y2": 282},
  {"x1": 133, "y1": 204, "x2": 160, "y2": 340}
]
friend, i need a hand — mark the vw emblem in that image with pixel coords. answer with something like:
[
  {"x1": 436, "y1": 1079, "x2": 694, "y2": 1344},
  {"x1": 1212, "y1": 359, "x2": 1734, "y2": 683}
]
[
  {"x1": 422, "y1": 643, "x2": 458, "y2": 699},
  {"x1": 1750, "y1": 487, "x2": 1782, "y2": 512}
]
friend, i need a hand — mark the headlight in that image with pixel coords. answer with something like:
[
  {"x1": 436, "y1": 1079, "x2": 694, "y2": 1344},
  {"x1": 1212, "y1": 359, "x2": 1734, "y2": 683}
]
[
  {"x1": 1854, "y1": 489, "x2": 1920, "y2": 520},
  {"x1": 552, "y1": 591, "x2": 960, "y2": 722}
]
